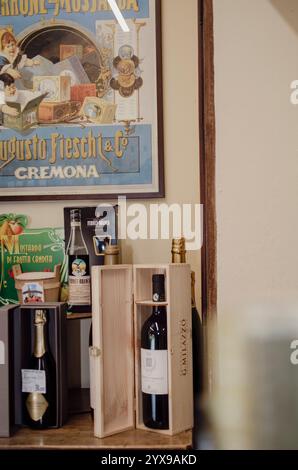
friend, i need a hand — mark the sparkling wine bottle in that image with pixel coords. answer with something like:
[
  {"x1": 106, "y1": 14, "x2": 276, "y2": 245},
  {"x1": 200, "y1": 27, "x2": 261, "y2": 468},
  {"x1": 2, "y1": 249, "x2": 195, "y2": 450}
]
[
  {"x1": 141, "y1": 274, "x2": 169, "y2": 430},
  {"x1": 22, "y1": 310, "x2": 56, "y2": 429},
  {"x1": 66, "y1": 208, "x2": 91, "y2": 308}
]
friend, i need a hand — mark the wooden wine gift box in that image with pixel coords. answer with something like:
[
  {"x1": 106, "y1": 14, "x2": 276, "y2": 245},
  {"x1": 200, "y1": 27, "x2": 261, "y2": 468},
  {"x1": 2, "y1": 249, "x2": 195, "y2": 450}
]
[{"x1": 91, "y1": 264, "x2": 193, "y2": 438}]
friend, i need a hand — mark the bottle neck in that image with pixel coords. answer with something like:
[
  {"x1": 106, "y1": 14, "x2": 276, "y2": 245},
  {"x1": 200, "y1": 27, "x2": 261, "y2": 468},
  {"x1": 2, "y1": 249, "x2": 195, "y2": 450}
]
[
  {"x1": 68, "y1": 221, "x2": 88, "y2": 254},
  {"x1": 152, "y1": 305, "x2": 166, "y2": 316},
  {"x1": 171, "y1": 238, "x2": 186, "y2": 263},
  {"x1": 34, "y1": 322, "x2": 47, "y2": 358},
  {"x1": 104, "y1": 245, "x2": 120, "y2": 265},
  {"x1": 172, "y1": 252, "x2": 186, "y2": 264},
  {"x1": 70, "y1": 222, "x2": 83, "y2": 238},
  {"x1": 71, "y1": 221, "x2": 81, "y2": 228}
]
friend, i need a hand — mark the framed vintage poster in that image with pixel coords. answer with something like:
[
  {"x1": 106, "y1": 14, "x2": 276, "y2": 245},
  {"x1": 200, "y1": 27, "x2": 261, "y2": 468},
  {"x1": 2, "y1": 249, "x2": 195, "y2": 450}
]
[{"x1": 0, "y1": 0, "x2": 164, "y2": 200}]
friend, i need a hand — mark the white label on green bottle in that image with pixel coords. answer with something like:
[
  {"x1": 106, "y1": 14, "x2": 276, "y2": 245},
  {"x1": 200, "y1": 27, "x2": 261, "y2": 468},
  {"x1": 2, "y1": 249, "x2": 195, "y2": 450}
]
[
  {"x1": 22, "y1": 369, "x2": 46, "y2": 394},
  {"x1": 141, "y1": 349, "x2": 168, "y2": 395}
]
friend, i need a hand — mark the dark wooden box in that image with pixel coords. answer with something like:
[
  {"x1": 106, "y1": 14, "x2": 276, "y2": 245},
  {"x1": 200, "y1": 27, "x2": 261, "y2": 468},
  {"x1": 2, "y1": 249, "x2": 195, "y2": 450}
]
[
  {"x1": 0, "y1": 303, "x2": 68, "y2": 431},
  {"x1": 0, "y1": 307, "x2": 16, "y2": 437}
]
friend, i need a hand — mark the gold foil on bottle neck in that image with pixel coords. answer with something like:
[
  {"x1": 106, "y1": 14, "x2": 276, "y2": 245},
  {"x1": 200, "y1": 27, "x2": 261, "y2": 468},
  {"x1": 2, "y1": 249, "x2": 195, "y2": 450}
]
[
  {"x1": 34, "y1": 310, "x2": 47, "y2": 358},
  {"x1": 171, "y1": 238, "x2": 186, "y2": 263},
  {"x1": 34, "y1": 310, "x2": 47, "y2": 326},
  {"x1": 104, "y1": 244, "x2": 120, "y2": 265}
]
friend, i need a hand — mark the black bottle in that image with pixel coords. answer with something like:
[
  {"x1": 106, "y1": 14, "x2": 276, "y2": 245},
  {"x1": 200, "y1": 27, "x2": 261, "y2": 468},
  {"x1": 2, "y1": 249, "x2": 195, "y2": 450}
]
[
  {"x1": 23, "y1": 310, "x2": 56, "y2": 429},
  {"x1": 141, "y1": 274, "x2": 169, "y2": 429}
]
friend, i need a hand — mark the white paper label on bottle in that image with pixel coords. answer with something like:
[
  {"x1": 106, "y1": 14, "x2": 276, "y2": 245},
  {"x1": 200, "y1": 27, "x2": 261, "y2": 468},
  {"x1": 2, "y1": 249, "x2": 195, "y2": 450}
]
[
  {"x1": 141, "y1": 349, "x2": 168, "y2": 395},
  {"x1": 22, "y1": 369, "x2": 46, "y2": 394},
  {"x1": 69, "y1": 276, "x2": 91, "y2": 305}
]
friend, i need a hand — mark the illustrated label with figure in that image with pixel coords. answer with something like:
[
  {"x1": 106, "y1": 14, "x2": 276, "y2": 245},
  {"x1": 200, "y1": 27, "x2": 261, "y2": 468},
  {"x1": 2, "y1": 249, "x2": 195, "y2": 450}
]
[{"x1": 68, "y1": 254, "x2": 91, "y2": 305}]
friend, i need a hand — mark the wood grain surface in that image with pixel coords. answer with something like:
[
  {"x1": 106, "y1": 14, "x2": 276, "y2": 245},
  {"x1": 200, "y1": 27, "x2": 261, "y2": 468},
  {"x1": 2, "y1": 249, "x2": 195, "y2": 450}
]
[{"x1": 0, "y1": 413, "x2": 192, "y2": 449}]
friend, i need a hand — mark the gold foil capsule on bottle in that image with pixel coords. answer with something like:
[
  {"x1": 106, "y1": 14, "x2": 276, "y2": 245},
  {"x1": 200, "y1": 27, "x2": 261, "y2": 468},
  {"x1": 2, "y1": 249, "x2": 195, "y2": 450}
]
[
  {"x1": 171, "y1": 238, "x2": 186, "y2": 264},
  {"x1": 104, "y1": 244, "x2": 120, "y2": 265}
]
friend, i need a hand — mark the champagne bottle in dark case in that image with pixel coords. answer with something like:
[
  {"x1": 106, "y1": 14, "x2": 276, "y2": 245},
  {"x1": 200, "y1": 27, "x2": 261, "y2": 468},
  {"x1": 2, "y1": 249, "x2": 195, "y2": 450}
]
[
  {"x1": 23, "y1": 310, "x2": 56, "y2": 429},
  {"x1": 141, "y1": 274, "x2": 169, "y2": 430},
  {"x1": 66, "y1": 209, "x2": 91, "y2": 308}
]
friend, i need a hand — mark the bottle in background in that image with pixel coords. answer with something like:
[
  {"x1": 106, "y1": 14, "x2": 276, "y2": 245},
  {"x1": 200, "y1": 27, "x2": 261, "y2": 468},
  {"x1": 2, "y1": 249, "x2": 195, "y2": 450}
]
[
  {"x1": 171, "y1": 239, "x2": 203, "y2": 409},
  {"x1": 141, "y1": 274, "x2": 169, "y2": 430},
  {"x1": 104, "y1": 244, "x2": 120, "y2": 265},
  {"x1": 191, "y1": 271, "x2": 203, "y2": 397},
  {"x1": 22, "y1": 310, "x2": 56, "y2": 429},
  {"x1": 66, "y1": 208, "x2": 91, "y2": 308},
  {"x1": 171, "y1": 237, "x2": 186, "y2": 264}
]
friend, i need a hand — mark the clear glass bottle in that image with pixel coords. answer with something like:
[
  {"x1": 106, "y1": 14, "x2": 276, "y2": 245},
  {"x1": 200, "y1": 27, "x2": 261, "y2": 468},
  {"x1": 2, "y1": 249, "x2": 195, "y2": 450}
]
[{"x1": 66, "y1": 209, "x2": 91, "y2": 307}]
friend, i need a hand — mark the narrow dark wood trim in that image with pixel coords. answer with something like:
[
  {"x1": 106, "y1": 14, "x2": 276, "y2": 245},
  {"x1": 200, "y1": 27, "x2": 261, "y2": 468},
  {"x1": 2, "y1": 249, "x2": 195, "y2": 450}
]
[
  {"x1": 198, "y1": 0, "x2": 217, "y2": 323},
  {"x1": 155, "y1": 0, "x2": 165, "y2": 199}
]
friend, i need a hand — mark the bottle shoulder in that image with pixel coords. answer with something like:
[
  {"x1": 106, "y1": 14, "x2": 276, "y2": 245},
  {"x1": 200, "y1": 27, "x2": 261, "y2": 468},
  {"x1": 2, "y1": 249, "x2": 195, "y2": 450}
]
[
  {"x1": 141, "y1": 312, "x2": 167, "y2": 342},
  {"x1": 66, "y1": 227, "x2": 89, "y2": 255},
  {"x1": 30, "y1": 351, "x2": 56, "y2": 368},
  {"x1": 142, "y1": 310, "x2": 167, "y2": 326}
]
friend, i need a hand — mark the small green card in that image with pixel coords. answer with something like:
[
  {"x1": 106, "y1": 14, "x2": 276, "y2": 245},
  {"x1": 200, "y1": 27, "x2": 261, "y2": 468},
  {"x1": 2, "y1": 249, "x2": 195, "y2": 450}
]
[{"x1": 0, "y1": 214, "x2": 65, "y2": 307}]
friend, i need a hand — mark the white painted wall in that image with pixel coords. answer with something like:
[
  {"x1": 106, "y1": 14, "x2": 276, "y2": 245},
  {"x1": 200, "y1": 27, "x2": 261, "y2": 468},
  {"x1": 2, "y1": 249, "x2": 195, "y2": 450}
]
[{"x1": 214, "y1": 0, "x2": 298, "y2": 315}]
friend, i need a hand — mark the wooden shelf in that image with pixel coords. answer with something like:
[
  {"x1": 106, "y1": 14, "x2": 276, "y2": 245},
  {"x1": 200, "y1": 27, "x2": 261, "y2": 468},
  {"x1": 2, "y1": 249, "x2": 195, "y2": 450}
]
[
  {"x1": 67, "y1": 313, "x2": 92, "y2": 320},
  {"x1": 0, "y1": 414, "x2": 192, "y2": 450},
  {"x1": 135, "y1": 301, "x2": 168, "y2": 306}
]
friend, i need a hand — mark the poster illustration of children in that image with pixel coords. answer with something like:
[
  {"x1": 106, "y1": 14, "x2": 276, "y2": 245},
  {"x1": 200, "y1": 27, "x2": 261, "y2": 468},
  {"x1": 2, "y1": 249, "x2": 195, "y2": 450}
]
[
  {"x1": 0, "y1": 73, "x2": 19, "y2": 119},
  {"x1": 0, "y1": 28, "x2": 39, "y2": 79}
]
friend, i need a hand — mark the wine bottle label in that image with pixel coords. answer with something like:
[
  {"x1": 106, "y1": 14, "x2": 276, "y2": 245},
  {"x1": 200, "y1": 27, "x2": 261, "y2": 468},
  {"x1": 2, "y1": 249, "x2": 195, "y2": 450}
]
[
  {"x1": 68, "y1": 255, "x2": 91, "y2": 305},
  {"x1": 141, "y1": 349, "x2": 168, "y2": 395},
  {"x1": 26, "y1": 393, "x2": 49, "y2": 422},
  {"x1": 22, "y1": 369, "x2": 46, "y2": 394}
]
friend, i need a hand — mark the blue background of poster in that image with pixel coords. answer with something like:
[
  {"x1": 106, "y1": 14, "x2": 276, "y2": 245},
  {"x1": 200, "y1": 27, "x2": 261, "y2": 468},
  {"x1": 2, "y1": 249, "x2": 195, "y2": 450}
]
[{"x1": 0, "y1": 124, "x2": 152, "y2": 187}]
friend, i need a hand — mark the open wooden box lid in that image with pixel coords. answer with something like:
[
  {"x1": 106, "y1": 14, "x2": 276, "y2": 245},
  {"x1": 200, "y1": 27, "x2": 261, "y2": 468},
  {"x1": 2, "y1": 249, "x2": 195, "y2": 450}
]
[{"x1": 91, "y1": 265, "x2": 135, "y2": 438}]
